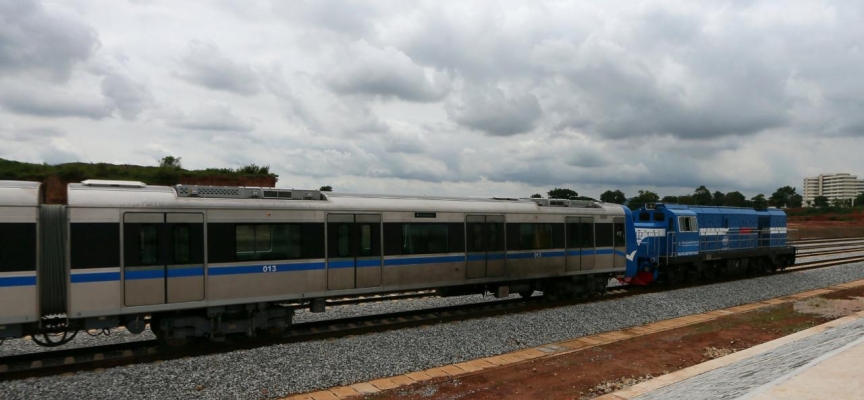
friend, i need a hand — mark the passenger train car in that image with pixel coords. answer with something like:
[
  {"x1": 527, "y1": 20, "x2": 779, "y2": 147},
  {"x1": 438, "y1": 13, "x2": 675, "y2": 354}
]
[{"x1": 0, "y1": 180, "x2": 636, "y2": 346}]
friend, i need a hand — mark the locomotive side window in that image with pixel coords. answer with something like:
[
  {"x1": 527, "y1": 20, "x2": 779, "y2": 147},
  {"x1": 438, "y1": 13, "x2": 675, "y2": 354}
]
[
  {"x1": 595, "y1": 223, "x2": 614, "y2": 247},
  {"x1": 654, "y1": 213, "x2": 665, "y2": 221},
  {"x1": 677, "y1": 217, "x2": 698, "y2": 232},
  {"x1": 638, "y1": 213, "x2": 650, "y2": 222}
]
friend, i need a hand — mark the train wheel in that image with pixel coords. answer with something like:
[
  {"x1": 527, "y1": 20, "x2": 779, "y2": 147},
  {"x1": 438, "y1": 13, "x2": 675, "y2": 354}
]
[
  {"x1": 155, "y1": 329, "x2": 191, "y2": 348},
  {"x1": 258, "y1": 326, "x2": 288, "y2": 339},
  {"x1": 150, "y1": 317, "x2": 191, "y2": 348}
]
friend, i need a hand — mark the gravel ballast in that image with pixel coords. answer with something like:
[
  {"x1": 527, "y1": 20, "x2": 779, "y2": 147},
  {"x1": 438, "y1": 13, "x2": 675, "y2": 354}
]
[{"x1": 3, "y1": 262, "x2": 864, "y2": 399}]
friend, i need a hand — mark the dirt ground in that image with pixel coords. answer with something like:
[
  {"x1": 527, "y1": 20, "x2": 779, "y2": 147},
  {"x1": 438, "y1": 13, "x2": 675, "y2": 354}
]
[
  {"x1": 788, "y1": 210, "x2": 864, "y2": 240},
  {"x1": 361, "y1": 285, "x2": 864, "y2": 400}
]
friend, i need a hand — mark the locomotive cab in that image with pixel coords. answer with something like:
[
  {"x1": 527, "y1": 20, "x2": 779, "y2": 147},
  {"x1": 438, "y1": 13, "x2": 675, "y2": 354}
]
[{"x1": 630, "y1": 203, "x2": 700, "y2": 284}]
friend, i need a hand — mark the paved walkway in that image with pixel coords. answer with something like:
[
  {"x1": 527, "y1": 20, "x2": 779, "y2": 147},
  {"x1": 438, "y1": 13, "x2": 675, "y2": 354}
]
[{"x1": 601, "y1": 311, "x2": 864, "y2": 400}]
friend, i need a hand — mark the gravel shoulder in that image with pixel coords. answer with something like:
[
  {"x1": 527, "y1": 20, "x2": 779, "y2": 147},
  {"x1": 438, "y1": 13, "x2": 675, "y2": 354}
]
[{"x1": 3, "y1": 262, "x2": 864, "y2": 400}]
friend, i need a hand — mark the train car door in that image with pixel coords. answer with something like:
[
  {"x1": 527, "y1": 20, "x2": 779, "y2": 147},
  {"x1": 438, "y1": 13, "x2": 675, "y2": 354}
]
[
  {"x1": 327, "y1": 214, "x2": 382, "y2": 290},
  {"x1": 466, "y1": 215, "x2": 505, "y2": 279},
  {"x1": 123, "y1": 212, "x2": 204, "y2": 307},
  {"x1": 565, "y1": 217, "x2": 595, "y2": 271}
]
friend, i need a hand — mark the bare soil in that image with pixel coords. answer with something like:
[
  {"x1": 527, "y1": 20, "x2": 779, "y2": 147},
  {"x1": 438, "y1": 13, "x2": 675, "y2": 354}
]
[
  {"x1": 788, "y1": 210, "x2": 864, "y2": 240},
  {"x1": 361, "y1": 285, "x2": 864, "y2": 400}
]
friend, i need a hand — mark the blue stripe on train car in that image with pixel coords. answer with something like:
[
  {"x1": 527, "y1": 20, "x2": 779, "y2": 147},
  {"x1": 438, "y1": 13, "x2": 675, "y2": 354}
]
[
  {"x1": 70, "y1": 272, "x2": 121, "y2": 283},
  {"x1": 167, "y1": 267, "x2": 205, "y2": 278},
  {"x1": 0, "y1": 276, "x2": 37, "y2": 287},
  {"x1": 383, "y1": 255, "x2": 465, "y2": 266}
]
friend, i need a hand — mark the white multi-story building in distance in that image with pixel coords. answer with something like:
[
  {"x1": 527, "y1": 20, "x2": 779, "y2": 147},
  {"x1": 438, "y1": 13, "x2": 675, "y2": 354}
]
[{"x1": 802, "y1": 173, "x2": 864, "y2": 206}]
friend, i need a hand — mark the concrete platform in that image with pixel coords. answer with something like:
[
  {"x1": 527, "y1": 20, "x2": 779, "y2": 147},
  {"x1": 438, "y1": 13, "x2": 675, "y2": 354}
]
[{"x1": 600, "y1": 310, "x2": 864, "y2": 400}]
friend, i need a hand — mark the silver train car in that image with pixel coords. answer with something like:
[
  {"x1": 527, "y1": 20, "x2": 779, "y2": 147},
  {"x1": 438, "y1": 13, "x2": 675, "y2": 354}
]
[{"x1": 0, "y1": 180, "x2": 636, "y2": 346}]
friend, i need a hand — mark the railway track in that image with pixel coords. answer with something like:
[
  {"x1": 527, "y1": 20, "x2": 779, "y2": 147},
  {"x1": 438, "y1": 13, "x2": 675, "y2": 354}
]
[{"x1": 4, "y1": 248, "x2": 864, "y2": 382}]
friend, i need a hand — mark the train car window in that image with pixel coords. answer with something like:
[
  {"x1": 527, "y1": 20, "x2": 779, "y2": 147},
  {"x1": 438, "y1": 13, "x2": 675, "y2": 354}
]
[
  {"x1": 139, "y1": 225, "x2": 160, "y2": 265},
  {"x1": 552, "y1": 224, "x2": 564, "y2": 248},
  {"x1": 172, "y1": 225, "x2": 190, "y2": 264},
  {"x1": 508, "y1": 223, "x2": 558, "y2": 251},
  {"x1": 595, "y1": 223, "x2": 614, "y2": 247},
  {"x1": 489, "y1": 223, "x2": 502, "y2": 252},
  {"x1": 448, "y1": 223, "x2": 465, "y2": 253},
  {"x1": 638, "y1": 213, "x2": 650, "y2": 222},
  {"x1": 567, "y1": 223, "x2": 581, "y2": 248},
  {"x1": 402, "y1": 224, "x2": 449, "y2": 255},
  {"x1": 614, "y1": 222, "x2": 625, "y2": 247},
  {"x1": 235, "y1": 224, "x2": 306, "y2": 261},
  {"x1": 337, "y1": 224, "x2": 350, "y2": 257},
  {"x1": 301, "y1": 223, "x2": 325, "y2": 259},
  {"x1": 207, "y1": 223, "x2": 235, "y2": 264},
  {"x1": 580, "y1": 222, "x2": 594, "y2": 248},
  {"x1": 470, "y1": 224, "x2": 484, "y2": 252},
  {"x1": 383, "y1": 223, "x2": 403, "y2": 256},
  {"x1": 73, "y1": 223, "x2": 120, "y2": 269},
  {"x1": 359, "y1": 224, "x2": 372, "y2": 256},
  {"x1": 0, "y1": 223, "x2": 37, "y2": 272},
  {"x1": 236, "y1": 225, "x2": 256, "y2": 253},
  {"x1": 654, "y1": 213, "x2": 665, "y2": 222}
]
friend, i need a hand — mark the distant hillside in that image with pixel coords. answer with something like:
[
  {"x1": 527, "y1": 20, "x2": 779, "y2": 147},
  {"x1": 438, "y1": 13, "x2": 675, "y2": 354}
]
[{"x1": 0, "y1": 158, "x2": 279, "y2": 204}]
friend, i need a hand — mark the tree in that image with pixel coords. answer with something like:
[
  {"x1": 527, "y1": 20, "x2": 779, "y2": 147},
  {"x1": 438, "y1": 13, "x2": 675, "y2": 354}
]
[
  {"x1": 751, "y1": 194, "x2": 768, "y2": 209},
  {"x1": 712, "y1": 191, "x2": 725, "y2": 206},
  {"x1": 692, "y1": 185, "x2": 712, "y2": 205},
  {"x1": 238, "y1": 164, "x2": 270, "y2": 175},
  {"x1": 159, "y1": 156, "x2": 182, "y2": 169},
  {"x1": 787, "y1": 193, "x2": 803, "y2": 208},
  {"x1": 599, "y1": 190, "x2": 626, "y2": 204},
  {"x1": 723, "y1": 191, "x2": 748, "y2": 207},
  {"x1": 769, "y1": 186, "x2": 799, "y2": 208},
  {"x1": 628, "y1": 190, "x2": 660, "y2": 210},
  {"x1": 856, "y1": 192, "x2": 864, "y2": 207},
  {"x1": 813, "y1": 195, "x2": 829, "y2": 208},
  {"x1": 677, "y1": 195, "x2": 694, "y2": 205},
  {"x1": 661, "y1": 195, "x2": 679, "y2": 203},
  {"x1": 548, "y1": 187, "x2": 578, "y2": 199},
  {"x1": 530, "y1": 193, "x2": 542, "y2": 198},
  {"x1": 319, "y1": 186, "x2": 333, "y2": 192}
]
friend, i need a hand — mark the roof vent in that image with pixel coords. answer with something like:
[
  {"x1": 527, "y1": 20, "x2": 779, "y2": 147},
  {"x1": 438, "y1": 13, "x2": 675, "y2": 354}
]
[
  {"x1": 175, "y1": 185, "x2": 325, "y2": 200},
  {"x1": 81, "y1": 179, "x2": 147, "y2": 188}
]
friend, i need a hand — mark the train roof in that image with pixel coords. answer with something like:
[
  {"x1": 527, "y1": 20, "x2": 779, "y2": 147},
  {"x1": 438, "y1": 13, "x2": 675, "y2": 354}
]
[
  {"x1": 0, "y1": 181, "x2": 41, "y2": 206},
  {"x1": 64, "y1": 181, "x2": 625, "y2": 215}
]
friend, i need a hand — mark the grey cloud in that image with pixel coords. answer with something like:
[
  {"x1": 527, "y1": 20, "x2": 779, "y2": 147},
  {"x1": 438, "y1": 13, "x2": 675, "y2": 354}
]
[
  {"x1": 323, "y1": 41, "x2": 450, "y2": 102},
  {"x1": 101, "y1": 73, "x2": 154, "y2": 120},
  {"x1": 2, "y1": 127, "x2": 65, "y2": 141},
  {"x1": 166, "y1": 103, "x2": 255, "y2": 132},
  {"x1": 446, "y1": 87, "x2": 541, "y2": 136},
  {"x1": 0, "y1": 82, "x2": 113, "y2": 119},
  {"x1": 0, "y1": 0, "x2": 99, "y2": 82},
  {"x1": 175, "y1": 41, "x2": 260, "y2": 95}
]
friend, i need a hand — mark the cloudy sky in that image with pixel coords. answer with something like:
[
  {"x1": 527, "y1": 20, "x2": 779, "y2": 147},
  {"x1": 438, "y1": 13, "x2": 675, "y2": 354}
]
[{"x1": 1, "y1": 0, "x2": 862, "y2": 199}]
